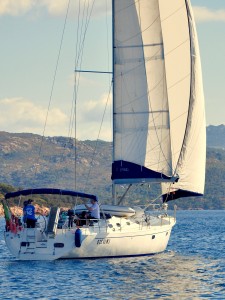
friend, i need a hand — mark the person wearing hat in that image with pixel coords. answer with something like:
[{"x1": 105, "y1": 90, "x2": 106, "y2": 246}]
[
  {"x1": 84, "y1": 198, "x2": 100, "y2": 219},
  {"x1": 24, "y1": 199, "x2": 37, "y2": 228}
]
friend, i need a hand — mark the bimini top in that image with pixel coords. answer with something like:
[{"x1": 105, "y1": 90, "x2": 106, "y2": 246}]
[{"x1": 5, "y1": 188, "x2": 98, "y2": 201}]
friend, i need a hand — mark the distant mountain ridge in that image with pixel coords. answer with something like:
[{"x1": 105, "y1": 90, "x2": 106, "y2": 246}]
[
  {"x1": 0, "y1": 124, "x2": 225, "y2": 209},
  {"x1": 207, "y1": 125, "x2": 225, "y2": 148}
]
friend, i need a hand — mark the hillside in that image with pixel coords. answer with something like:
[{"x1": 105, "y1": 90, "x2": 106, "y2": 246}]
[
  {"x1": 0, "y1": 125, "x2": 225, "y2": 210},
  {"x1": 207, "y1": 125, "x2": 225, "y2": 148}
]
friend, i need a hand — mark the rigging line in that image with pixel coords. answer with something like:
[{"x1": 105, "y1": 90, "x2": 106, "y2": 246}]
[
  {"x1": 73, "y1": 0, "x2": 97, "y2": 188},
  {"x1": 75, "y1": 0, "x2": 96, "y2": 71},
  {"x1": 75, "y1": 0, "x2": 89, "y2": 67},
  {"x1": 73, "y1": 0, "x2": 96, "y2": 125},
  {"x1": 144, "y1": 193, "x2": 164, "y2": 210},
  {"x1": 58, "y1": 3, "x2": 80, "y2": 149},
  {"x1": 83, "y1": 82, "x2": 112, "y2": 191},
  {"x1": 105, "y1": 0, "x2": 111, "y2": 77},
  {"x1": 66, "y1": 0, "x2": 87, "y2": 144},
  {"x1": 68, "y1": 0, "x2": 87, "y2": 140},
  {"x1": 71, "y1": 2, "x2": 88, "y2": 135},
  {"x1": 61, "y1": 0, "x2": 95, "y2": 187},
  {"x1": 34, "y1": 0, "x2": 71, "y2": 178}
]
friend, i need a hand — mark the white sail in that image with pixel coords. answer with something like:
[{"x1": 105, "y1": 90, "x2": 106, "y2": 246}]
[
  {"x1": 160, "y1": 0, "x2": 206, "y2": 200},
  {"x1": 112, "y1": 0, "x2": 174, "y2": 184},
  {"x1": 112, "y1": 0, "x2": 206, "y2": 198}
]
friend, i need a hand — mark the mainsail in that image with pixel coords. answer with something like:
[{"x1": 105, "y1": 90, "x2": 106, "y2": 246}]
[
  {"x1": 111, "y1": 0, "x2": 206, "y2": 199},
  {"x1": 112, "y1": 0, "x2": 174, "y2": 184}
]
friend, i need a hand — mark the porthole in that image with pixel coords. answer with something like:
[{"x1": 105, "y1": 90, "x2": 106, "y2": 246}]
[
  {"x1": 152, "y1": 235, "x2": 155, "y2": 240},
  {"x1": 108, "y1": 224, "x2": 113, "y2": 228},
  {"x1": 126, "y1": 222, "x2": 130, "y2": 225},
  {"x1": 116, "y1": 223, "x2": 121, "y2": 227}
]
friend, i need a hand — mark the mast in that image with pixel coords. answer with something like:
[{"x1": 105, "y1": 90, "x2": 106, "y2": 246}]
[{"x1": 112, "y1": 0, "x2": 116, "y2": 205}]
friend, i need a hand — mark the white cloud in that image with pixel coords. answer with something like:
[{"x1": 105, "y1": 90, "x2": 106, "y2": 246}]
[
  {"x1": 0, "y1": 0, "x2": 109, "y2": 17},
  {"x1": 0, "y1": 97, "x2": 68, "y2": 136},
  {"x1": 193, "y1": 6, "x2": 225, "y2": 23},
  {"x1": 0, "y1": 96, "x2": 112, "y2": 141},
  {"x1": 40, "y1": 0, "x2": 67, "y2": 16},
  {"x1": 0, "y1": 0, "x2": 33, "y2": 16},
  {"x1": 1, "y1": 1, "x2": 224, "y2": 23},
  {"x1": 40, "y1": 0, "x2": 110, "y2": 17},
  {"x1": 77, "y1": 93, "x2": 112, "y2": 141}
]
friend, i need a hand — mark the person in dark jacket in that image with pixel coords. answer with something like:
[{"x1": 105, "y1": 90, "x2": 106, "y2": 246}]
[
  {"x1": 23, "y1": 200, "x2": 28, "y2": 223},
  {"x1": 67, "y1": 208, "x2": 75, "y2": 228}
]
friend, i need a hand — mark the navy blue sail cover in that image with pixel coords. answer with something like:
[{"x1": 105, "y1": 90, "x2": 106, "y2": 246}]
[
  {"x1": 162, "y1": 189, "x2": 203, "y2": 202},
  {"x1": 5, "y1": 188, "x2": 97, "y2": 201},
  {"x1": 112, "y1": 160, "x2": 172, "y2": 182}
]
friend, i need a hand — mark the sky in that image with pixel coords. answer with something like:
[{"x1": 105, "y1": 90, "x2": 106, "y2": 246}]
[{"x1": 0, "y1": 0, "x2": 225, "y2": 141}]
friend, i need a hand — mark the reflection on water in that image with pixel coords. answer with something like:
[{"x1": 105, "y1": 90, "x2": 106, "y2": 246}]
[
  {"x1": 0, "y1": 213, "x2": 225, "y2": 299},
  {"x1": 106, "y1": 253, "x2": 225, "y2": 299}
]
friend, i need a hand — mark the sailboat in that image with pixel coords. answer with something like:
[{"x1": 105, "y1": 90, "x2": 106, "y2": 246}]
[{"x1": 2, "y1": 0, "x2": 205, "y2": 260}]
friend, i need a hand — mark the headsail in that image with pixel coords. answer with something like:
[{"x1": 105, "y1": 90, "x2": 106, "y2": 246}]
[
  {"x1": 160, "y1": 0, "x2": 206, "y2": 201},
  {"x1": 112, "y1": 0, "x2": 175, "y2": 184}
]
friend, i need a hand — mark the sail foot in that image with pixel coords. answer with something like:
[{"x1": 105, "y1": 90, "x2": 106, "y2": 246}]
[
  {"x1": 112, "y1": 160, "x2": 178, "y2": 184},
  {"x1": 162, "y1": 189, "x2": 203, "y2": 202}
]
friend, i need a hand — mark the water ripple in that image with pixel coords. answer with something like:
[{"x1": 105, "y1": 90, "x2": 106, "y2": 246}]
[{"x1": 0, "y1": 212, "x2": 225, "y2": 299}]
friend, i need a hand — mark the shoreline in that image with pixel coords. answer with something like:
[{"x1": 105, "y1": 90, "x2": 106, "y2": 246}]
[{"x1": 0, "y1": 204, "x2": 50, "y2": 217}]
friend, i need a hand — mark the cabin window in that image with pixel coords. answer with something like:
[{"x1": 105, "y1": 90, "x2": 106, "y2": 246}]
[
  {"x1": 108, "y1": 224, "x2": 113, "y2": 228},
  {"x1": 116, "y1": 223, "x2": 121, "y2": 227},
  {"x1": 126, "y1": 222, "x2": 130, "y2": 225},
  {"x1": 152, "y1": 235, "x2": 155, "y2": 240}
]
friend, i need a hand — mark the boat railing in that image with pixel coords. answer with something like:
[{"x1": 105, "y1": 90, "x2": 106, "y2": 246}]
[
  {"x1": 58, "y1": 217, "x2": 108, "y2": 234},
  {"x1": 144, "y1": 203, "x2": 161, "y2": 211}
]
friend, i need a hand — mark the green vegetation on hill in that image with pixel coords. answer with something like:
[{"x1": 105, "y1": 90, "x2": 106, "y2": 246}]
[{"x1": 0, "y1": 128, "x2": 225, "y2": 210}]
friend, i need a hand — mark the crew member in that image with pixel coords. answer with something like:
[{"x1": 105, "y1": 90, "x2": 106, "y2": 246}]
[
  {"x1": 24, "y1": 199, "x2": 37, "y2": 228},
  {"x1": 84, "y1": 198, "x2": 100, "y2": 219}
]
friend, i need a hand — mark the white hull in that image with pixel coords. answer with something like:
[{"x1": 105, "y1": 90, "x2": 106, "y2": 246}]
[{"x1": 4, "y1": 215, "x2": 175, "y2": 260}]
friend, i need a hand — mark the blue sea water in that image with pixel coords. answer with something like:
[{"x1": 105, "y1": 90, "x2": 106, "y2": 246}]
[{"x1": 0, "y1": 210, "x2": 225, "y2": 299}]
